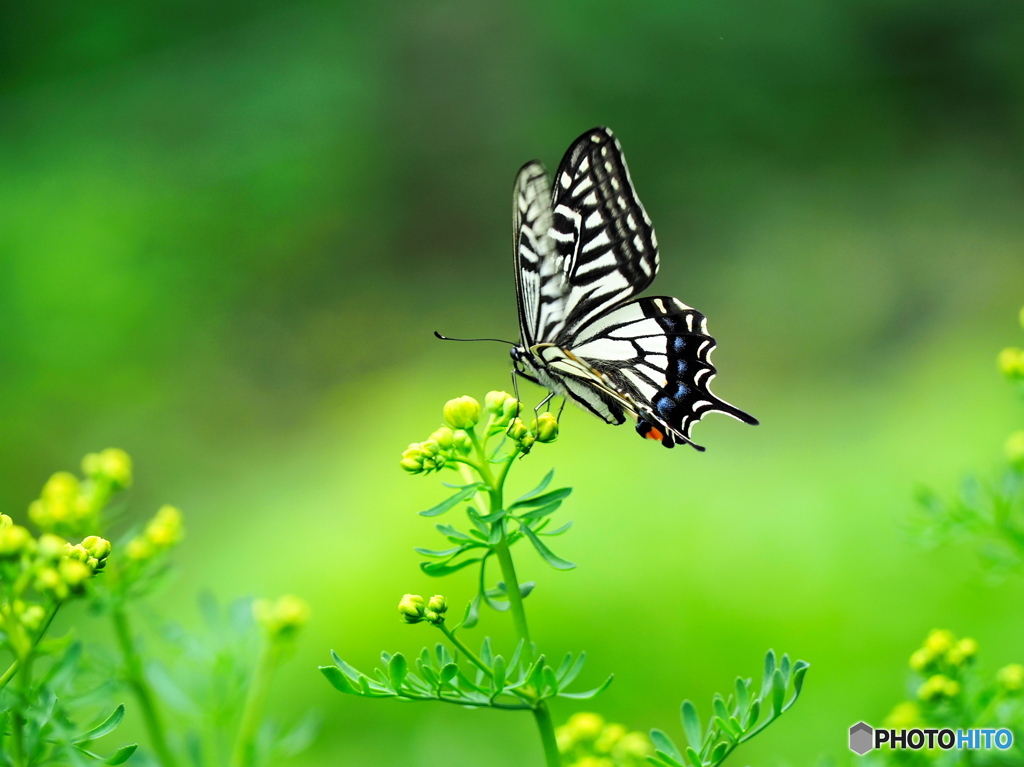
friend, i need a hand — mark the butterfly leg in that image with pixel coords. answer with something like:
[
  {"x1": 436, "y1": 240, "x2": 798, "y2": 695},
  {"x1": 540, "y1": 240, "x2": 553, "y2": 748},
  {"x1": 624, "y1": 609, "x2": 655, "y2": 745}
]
[
  {"x1": 534, "y1": 392, "x2": 554, "y2": 416},
  {"x1": 556, "y1": 397, "x2": 567, "y2": 420}
]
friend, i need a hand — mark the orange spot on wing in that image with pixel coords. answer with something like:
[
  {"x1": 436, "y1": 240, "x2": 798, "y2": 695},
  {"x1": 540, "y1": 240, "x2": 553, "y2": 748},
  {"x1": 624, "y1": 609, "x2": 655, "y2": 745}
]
[{"x1": 645, "y1": 427, "x2": 664, "y2": 442}]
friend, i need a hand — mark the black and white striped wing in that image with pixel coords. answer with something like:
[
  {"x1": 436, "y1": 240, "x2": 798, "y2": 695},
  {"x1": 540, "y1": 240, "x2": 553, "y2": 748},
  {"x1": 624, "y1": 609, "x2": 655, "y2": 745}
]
[
  {"x1": 546, "y1": 127, "x2": 659, "y2": 344},
  {"x1": 568, "y1": 296, "x2": 759, "y2": 449},
  {"x1": 512, "y1": 162, "x2": 563, "y2": 346}
]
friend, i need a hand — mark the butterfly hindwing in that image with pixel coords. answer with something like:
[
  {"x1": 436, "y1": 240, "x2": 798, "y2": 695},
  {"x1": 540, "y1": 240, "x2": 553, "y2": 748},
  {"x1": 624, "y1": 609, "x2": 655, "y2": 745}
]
[{"x1": 565, "y1": 296, "x2": 758, "y2": 449}]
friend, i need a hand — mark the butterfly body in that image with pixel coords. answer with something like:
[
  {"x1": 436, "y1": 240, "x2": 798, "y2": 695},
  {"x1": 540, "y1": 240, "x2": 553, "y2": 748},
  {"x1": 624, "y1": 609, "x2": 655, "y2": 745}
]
[{"x1": 509, "y1": 127, "x2": 757, "y2": 450}]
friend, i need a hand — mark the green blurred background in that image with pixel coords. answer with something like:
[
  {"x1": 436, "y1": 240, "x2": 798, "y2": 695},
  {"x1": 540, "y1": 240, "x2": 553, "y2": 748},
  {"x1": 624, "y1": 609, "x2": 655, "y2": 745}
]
[{"x1": 3, "y1": 0, "x2": 1024, "y2": 763}]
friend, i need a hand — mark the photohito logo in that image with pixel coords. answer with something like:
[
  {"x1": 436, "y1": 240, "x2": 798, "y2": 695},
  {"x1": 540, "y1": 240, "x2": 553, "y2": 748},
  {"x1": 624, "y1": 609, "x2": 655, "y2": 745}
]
[{"x1": 849, "y1": 722, "x2": 1014, "y2": 754}]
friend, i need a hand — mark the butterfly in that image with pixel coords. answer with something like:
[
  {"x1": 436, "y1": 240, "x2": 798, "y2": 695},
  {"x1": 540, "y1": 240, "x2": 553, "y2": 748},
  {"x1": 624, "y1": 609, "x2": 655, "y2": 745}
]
[{"x1": 508, "y1": 127, "x2": 758, "y2": 450}]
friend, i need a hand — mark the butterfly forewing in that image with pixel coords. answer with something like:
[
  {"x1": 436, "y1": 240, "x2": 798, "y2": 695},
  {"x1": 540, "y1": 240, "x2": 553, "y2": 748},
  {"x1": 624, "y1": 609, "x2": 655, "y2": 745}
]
[
  {"x1": 548, "y1": 128, "x2": 660, "y2": 343},
  {"x1": 512, "y1": 162, "x2": 561, "y2": 346}
]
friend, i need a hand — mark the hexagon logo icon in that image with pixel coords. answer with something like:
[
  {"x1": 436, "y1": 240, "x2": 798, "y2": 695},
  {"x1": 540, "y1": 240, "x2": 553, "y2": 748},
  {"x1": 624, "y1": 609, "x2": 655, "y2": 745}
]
[{"x1": 849, "y1": 722, "x2": 874, "y2": 755}]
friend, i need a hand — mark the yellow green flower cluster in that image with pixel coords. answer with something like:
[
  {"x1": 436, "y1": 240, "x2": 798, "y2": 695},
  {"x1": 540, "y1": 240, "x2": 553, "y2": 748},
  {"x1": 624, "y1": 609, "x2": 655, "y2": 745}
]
[
  {"x1": 556, "y1": 712, "x2": 652, "y2": 767},
  {"x1": 125, "y1": 505, "x2": 184, "y2": 563},
  {"x1": 398, "y1": 593, "x2": 447, "y2": 625},
  {"x1": 0, "y1": 513, "x2": 111, "y2": 607},
  {"x1": 908, "y1": 629, "x2": 974, "y2": 701},
  {"x1": 254, "y1": 594, "x2": 311, "y2": 640},
  {"x1": 28, "y1": 448, "x2": 132, "y2": 537},
  {"x1": 997, "y1": 663, "x2": 1024, "y2": 693},
  {"x1": 400, "y1": 392, "x2": 560, "y2": 473}
]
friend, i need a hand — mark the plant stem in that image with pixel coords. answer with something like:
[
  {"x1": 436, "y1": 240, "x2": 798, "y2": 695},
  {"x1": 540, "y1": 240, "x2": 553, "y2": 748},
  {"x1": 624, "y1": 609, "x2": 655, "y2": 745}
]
[
  {"x1": 230, "y1": 640, "x2": 279, "y2": 767},
  {"x1": 111, "y1": 606, "x2": 179, "y2": 767},
  {"x1": 470, "y1": 431, "x2": 559, "y2": 767},
  {"x1": 0, "y1": 603, "x2": 60, "y2": 693},
  {"x1": 438, "y1": 624, "x2": 493, "y2": 679},
  {"x1": 532, "y1": 701, "x2": 563, "y2": 767}
]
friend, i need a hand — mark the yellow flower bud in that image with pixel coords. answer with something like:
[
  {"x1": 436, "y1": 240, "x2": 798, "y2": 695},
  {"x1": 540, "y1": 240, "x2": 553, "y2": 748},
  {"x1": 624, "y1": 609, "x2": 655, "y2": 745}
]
[
  {"x1": 21, "y1": 604, "x2": 46, "y2": 632},
  {"x1": 0, "y1": 513, "x2": 11, "y2": 529},
  {"x1": 126, "y1": 536, "x2": 156, "y2": 561},
  {"x1": 0, "y1": 525, "x2": 33, "y2": 558},
  {"x1": 485, "y1": 391, "x2": 519, "y2": 426},
  {"x1": 452, "y1": 430, "x2": 473, "y2": 453},
  {"x1": 443, "y1": 396, "x2": 481, "y2": 429},
  {"x1": 1006, "y1": 432, "x2": 1024, "y2": 468},
  {"x1": 37, "y1": 534, "x2": 69, "y2": 561},
  {"x1": 253, "y1": 594, "x2": 311, "y2": 639},
  {"x1": 59, "y1": 559, "x2": 93, "y2": 593},
  {"x1": 614, "y1": 731, "x2": 653, "y2": 759},
  {"x1": 82, "y1": 535, "x2": 112, "y2": 564},
  {"x1": 145, "y1": 506, "x2": 184, "y2": 547},
  {"x1": 430, "y1": 427, "x2": 455, "y2": 450},
  {"x1": 947, "y1": 637, "x2": 978, "y2": 666},
  {"x1": 997, "y1": 663, "x2": 1024, "y2": 693},
  {"x1": 566, "y1": 712, "x2": 605, "y2": 741},
  {"x1": 594, "y1": 723, "x2": 627, "y2": 754},
  {"x1": 508, "y1": 418, "x2": 530, "y2": 441},
  {"x1": 998, "y1": 347, "x2": 1024, "y2": 378},
  {"x1": 398, "y1": 593, "x2": 426, "y2": 624},
  {"x1": 909, "y1": 647, "x2": 934, "y2": 671},
  {"x1": 924, "y1": 629, "x2": 955, "y2": 656},
  {"x1": 83, "y1": 448, "x2": 133, "y2": 488},
  {"x1": 400, "y1": 457, "x2": 424, "y2": 473},
  {"x1": 918, "y1": 674, "x2": 958, "y2": 702},
  {"x1": 34, "y1": 567, "x2": 68, "y2": 600},
  {"x1": 532, "y1": 412, "x2": 559, "y2": 443},
  {"x1": 425, "y1": 594, "x2": 447, "y2": 624}
]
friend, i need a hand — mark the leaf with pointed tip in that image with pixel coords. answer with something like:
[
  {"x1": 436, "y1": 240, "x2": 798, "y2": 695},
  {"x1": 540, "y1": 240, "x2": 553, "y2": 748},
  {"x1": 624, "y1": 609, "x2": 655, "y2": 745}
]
[
  {"x1": 514, "y1": 469, "x2": 555, "y2": 503},
  {"x1": 520, "y1": 524, "x2": 576, "y2": 569},
  {"x1": 559, "y1": 652, "x2": 587, "y2": 687},
  {"x1": 537, "y1": 520, "x2": 574, "y2": 536},
  {"x1": 510, "y1": 487, "x2": 572, "y2": 510},
  {"x1": 75, "y1": 704, "x2": 126, "y2": 744},
  {"x1": 461, "y1": 595, "x2": 481, "y2": 629},
  {"x1": 415, "y1": 545, "x2": 469, "y2": 558},
  {"x1": 320, "y1": 666, "x2": 359, "y2": 695},
  {"x1": 420, "y1": 485, "x2": 481, "y2": 517},
  {"x1": 420, "y1": 557, "x2": 481, "y2": 577},
  {"x1": 517, "y1": 500, "x2": 564, "y2": 520},
  {"x1": 558, "y1": 674, "x2": 613, "y2": 700},
  {"x1": 104, "y1": 745, "x2": 138, "y2": 765},
  {"x1": 437, "y1": 524, "x2": 473, "y2": 541}
]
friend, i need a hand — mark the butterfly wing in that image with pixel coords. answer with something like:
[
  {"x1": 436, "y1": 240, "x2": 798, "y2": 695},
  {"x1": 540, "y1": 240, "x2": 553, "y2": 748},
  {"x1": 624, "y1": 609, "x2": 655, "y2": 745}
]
[
  {"x1": 545, "y1": 127, "x2": 660, "y2": 344},
  {"x1": 512, "y1": 162, "x2": 563, "y2": 346},
  {"x1": 561, "y1": 296, "x2": 758, "y2": 449}
]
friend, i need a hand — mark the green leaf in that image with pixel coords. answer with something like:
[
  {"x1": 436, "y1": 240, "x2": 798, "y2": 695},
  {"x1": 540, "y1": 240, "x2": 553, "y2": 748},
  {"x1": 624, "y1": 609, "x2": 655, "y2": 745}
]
[
  {"x1": 684, "y1": 746, "x2": 703, "y2": 767},
  {"x1": 542, "y1": 665, "x2": 560, "y2": 697},
  {"x1": 320, "y1": 666, "x2": 359, "y2": 695},
  {"x1": 559, "y1": 652, "x2": 587, "y2": 686},
  {"x1": 492, "y1": 655, "x2": 506, "y2": 692},
  {"x1": 779, "y1": 653, "x2": 791, "y2": 683},
  {"x1": 558, "y1": 674, "x2": 613, "y2": 700},
  {"x1": 745, "y1": 699, "x2": 760, "y2": 729},
  {"x1": 510, "y1": 487, "x2": 572, "y2": 510},
  {"x1": 420, "y1": 556, "x2": 481, "y2": 577},
  {"x1": 419, "y1": 485, "x2": 481, "y2": 517},
  {"x1": 650, "y1": 729, "x2": 683, "y2": 761},
  {"x1": 414, "y1": 545, "x2": 468, "y2": 558},
  {"x1": 517, "y1": 500, "x2": 564, "y2": 520},
  {"x1": 520, "y1": 524, "x2": 576, "y2": 569},
  {"x1": 681, "y1": 700, "x2": 702, "y2": 748},
  {"x1": 75, "y1": 704, "x2": 125, "y2": 744},
  {"x1": 709, "y1": 741, "x2": 729, "y2": 765},
  {"x1": 478, "y1": 508, "x2": 506, "y2": 523},
  {"x1": 514, "y1": 469, "x2": 555, "y2": 503},
  {"x1": 649, "y1": 754, "x2": 687, "y2": 767},
  {"x1": 537, "y1": 520, "x2": 573, "y2": 536},
  {"x1": 790, "y1": 660, "x2": 810, "y2": 703},
  {"x1": 712, "y1": 694, "x2": 729, "y2": 725},
  {"x1": 436, "y1": 523, "x2": 473, "y2": 541},
  {"x1": 461, "y1": 595, "x2": 481, "y2": 629},
  {"x1": 104, "y1": 745, "x2": 138, "y2": 765},
  {"x1": 439, "y1": 663, "x2": 459, "y2": 683},
  {"x1": 712, "y1": 717, "x2": 738, "y2": 741},
  {"x1": 760, "y1": 650, "x2": 776, "y2": 698},
  {"x1": 389, "y1": 653, "x2": 408, "y2": 691},
  {"x1": 771, "y1": 668, "x2": 785, "y2": 716},
  {"x1": 734, "y1": 677, "x2": 749, "y2": 714}
]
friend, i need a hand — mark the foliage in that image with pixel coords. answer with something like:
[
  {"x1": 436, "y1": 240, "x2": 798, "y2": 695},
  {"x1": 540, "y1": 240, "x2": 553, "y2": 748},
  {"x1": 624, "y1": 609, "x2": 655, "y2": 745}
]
[
  {"x1": 912, "y1": 308, "x2": 1024, "y2": 575},
  {"x1": 2, "y1": 449, "x2": 316, "y2": 767},
  {"x1": 859, "y1": 630, "x2": 1024, "y2": 766},
  {"x1": 647, "y1": 650, "x2": 809, "y2": 767},
  {"x1": 321, "y1": 392, "x2": 808, "y2": 766}
]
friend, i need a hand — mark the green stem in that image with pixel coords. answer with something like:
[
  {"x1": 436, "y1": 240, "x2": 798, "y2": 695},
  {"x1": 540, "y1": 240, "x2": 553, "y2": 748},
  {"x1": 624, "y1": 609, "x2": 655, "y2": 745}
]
[
  {"x1": 470, "y1": 430, "x2": 559, "y2": 767},
  {"x1": 438, "y1": 624, "x2": 493, "y2": 679},
  {"x1": 112, "y1": 606, "x2": 179, "y2": 767},
  {"x1": 532, "y1": 702, "x2": 562, "y2": 767},
  {"x1": 230, "y1": 640, "x2": 279, "y2": 767}
]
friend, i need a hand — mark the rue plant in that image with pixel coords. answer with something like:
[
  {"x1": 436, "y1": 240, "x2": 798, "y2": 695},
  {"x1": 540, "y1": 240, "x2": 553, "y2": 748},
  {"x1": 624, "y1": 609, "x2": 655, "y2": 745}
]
[
  {"x1": 320, "y1": 391, "x2": 809, "y2": 766},
  {"x1": 4, "y1": 449, "x2": 317, "y2": 767}
]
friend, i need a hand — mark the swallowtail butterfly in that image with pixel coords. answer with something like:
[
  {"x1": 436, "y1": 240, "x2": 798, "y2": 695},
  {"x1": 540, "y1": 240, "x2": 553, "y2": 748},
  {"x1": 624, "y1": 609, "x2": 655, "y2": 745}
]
[{"x1": 508, "y1": 127, "x2": 758, "y2": 450}]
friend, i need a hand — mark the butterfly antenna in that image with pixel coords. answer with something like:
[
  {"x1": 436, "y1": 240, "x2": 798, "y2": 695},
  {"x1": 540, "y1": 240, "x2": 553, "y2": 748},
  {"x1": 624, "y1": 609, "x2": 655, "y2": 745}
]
[{"x1": 434, "y1": 331, "x2": 516, "y2": 345}]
